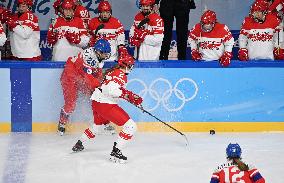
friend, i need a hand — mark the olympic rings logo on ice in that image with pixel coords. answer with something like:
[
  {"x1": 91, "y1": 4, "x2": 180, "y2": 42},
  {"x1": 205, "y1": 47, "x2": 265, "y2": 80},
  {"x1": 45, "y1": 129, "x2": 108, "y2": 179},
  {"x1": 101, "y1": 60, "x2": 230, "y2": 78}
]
[{"x1": 127, "y1": 78, "x2": 199, "y2": 112}]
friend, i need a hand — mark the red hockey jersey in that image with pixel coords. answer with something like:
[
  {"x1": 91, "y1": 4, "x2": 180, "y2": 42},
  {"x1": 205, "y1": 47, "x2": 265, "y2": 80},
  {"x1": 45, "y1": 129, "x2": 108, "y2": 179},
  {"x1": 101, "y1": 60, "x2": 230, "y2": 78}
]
[
  {"x1": 47, "y1": 17, "x2": 89, "y2": 61},
  {"x1": 9, "y1": 11, "x2": 41, "y2": 59},
  {"x1": 88, "y1": 17, "x2": 125, "y2": 61},
  {"x1": 210, "y1": 161, "x2": 265, "y2": 183},
  {"x1": 188, "y1": 22, "x2": 234, "y2": 61},
  {"x1": 239, "y1": 14, "x2": 282, "y2": 60},
  {"x1": 129, "y1": 12, "x2": 164, "y2": 61}
]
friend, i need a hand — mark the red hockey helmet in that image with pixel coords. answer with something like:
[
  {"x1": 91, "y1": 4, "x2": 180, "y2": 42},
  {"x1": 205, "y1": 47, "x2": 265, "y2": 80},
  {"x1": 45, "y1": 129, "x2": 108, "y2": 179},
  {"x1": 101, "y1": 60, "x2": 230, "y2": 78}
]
[
  {"x1": 200, "y1": 10, "x2": 217, "y2": 32},
  {"x1": 98, "y1": 1, "x2": 112, "y2": 12},
  {"x1": 118, "y1": 54, "x2": 135, "y2": 74},
  {"x1": 140, "y1": 0, "x2": 155, "y2": 6},
  {"x1": 250, "y1": 0, "x2": 269, "y2": 13},
  {"x1": 61, "y1": 0, "x2": 75, "y2": 10},
  {"x1": 201, "y1": 10, "x2": 217, "y2": 25},
  {"x1": 17, "y1": 0, "x2": 33, "y2": 6},
  {"x1": 139, "y1": 0, "x2": 155, "y2": 6}
]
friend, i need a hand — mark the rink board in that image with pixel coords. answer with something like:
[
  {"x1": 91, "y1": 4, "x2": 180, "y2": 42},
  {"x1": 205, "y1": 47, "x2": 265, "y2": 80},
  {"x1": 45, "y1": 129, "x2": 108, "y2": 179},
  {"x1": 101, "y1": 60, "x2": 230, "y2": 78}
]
[{"x1": 1, "y1": 61, "x2": 284, "y2": 132}]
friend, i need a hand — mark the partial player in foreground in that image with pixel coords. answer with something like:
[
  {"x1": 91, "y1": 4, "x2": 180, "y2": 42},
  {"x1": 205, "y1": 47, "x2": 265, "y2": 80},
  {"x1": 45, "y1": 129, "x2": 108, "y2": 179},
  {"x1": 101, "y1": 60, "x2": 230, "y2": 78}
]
[
  {"x1": 210, "y1": 143, "x2": 265, "y2": 183},
  {"x1": 72, "y1": 52, "x2": 143, "y2": 163},
  {"x1": 58, "y1": 39, "x2": 112, "y2": 135}
]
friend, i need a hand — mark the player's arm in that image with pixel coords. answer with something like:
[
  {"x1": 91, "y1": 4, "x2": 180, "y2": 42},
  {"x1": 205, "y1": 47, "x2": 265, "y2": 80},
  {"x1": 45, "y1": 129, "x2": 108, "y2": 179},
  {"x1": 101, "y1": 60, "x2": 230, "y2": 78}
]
[
  {"x1": 248, "y1": 166, "x2": 265, "y2": 183},
  {"x1": 12, "y1": 13, "x2": 38, "y2": 39},
  {"x1": 0, "y1": 24, "x2": 7, "y2": 46},
  {"x1": 238, "y1": 19, "x2": 249, "y2": 49},
  {"x1": 210, "y1": 171, "x2": 220, "y2": 183},
  {"x1": 143, "y1": 18, "x2": 164, "y2": 46},
  {"x1": 116, "y1": 21, "x2": 126, "y2": 46},
  {"x1": 223, "y1": 25, "x2": 234, "y2": 52}
]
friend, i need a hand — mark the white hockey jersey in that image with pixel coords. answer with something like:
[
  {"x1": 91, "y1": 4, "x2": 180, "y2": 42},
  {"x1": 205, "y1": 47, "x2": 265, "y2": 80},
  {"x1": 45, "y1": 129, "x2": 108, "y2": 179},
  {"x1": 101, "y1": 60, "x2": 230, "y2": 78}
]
[
  {"x1": 188, "y1": 22, "x2": 234, "y2": 61},
  {"x1": 91, "y1": 68, "x2": 126, "y2": 104},
  {"x1": 88, "y1": 17, "x2": 125, "y2": 61},
  {"x1": 129, "y1": 12, "x2": 164, "y2": 61},
  {"x1": 9, "y1": 11, "x2": 41, "y2": 58},
  {"x1": 47, "y1": 17, "x2": 89, "y2": 61},
  {"x1": 0, "y1": 22, "x2": 7, "y2": 60},
  {"x1": 239, "y1": 14, "x2": 282, "y2": 60}
]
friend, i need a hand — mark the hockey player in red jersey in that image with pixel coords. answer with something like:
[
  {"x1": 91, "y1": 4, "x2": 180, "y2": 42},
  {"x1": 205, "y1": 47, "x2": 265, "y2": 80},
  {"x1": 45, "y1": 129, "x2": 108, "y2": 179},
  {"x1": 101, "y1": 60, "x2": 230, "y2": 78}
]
[
  {"x1": 53, "y1": 0, "x2": 90, "y2": 28},
  {"x1": 210, "y1": 143, "x2": 265, "y2": 183},
  {"x1": 238, "y1": 0, "x2": 283, "y2": 61},
  {"x1": 47, "y1": 0, "x2": 90, "y2": 61},
  {"x1": 6, "y1": 0, "x2": 41, "y2": 61},
  {"x1": 129, "y1": 0, "x2": 164, "y2": 60},
  {"x1": 58, "y1": 39, "x2": 111, "y2": 135},
  {"x1": 88, "y1": 1, "x2": 126, "y2": 61},
  {"x1": 188, "y1": 10, "x2": 234, "y2": 67},
  {"x1": 72, "y1": 53, "x2": 143, "y2": 163}
]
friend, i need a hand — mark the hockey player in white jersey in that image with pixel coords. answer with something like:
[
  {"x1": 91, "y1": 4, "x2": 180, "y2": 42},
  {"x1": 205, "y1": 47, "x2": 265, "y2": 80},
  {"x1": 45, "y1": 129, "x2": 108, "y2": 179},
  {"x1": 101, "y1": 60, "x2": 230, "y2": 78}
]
[
  {"x1": 188, "y1": 10, "x2": 234, "y2": 67},
  {"x1": 129, "y1": 0, "x2": 164, "y2": 60},
  {"x1": 88, "y1": 1, "x2": 126, "y2": 61},
  {"x1": 47, "y1": 0, "x2": 89, "y2": 61},
  {"x1": 7, "y1": 0, "x2": 42, "y2": 61},
  {"x1": 72, "y1": 53, "x2": 143, "y2": 163},
  {"x1": 238, "y1": 0, "x2": 283, "y2": 61}
]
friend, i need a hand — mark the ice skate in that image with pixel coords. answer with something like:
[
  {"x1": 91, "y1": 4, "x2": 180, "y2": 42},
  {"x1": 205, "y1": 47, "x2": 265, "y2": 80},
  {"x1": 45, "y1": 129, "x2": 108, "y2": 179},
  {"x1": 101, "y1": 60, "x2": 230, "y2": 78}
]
[
  {"x1": 72, "y1": 140, "x2": 84, "y2": 152},
  {"x1": 58, "y1": 109, "x2": 69, "y2": 136},
  {"x1": 109, "y1": 142, "x2": 127, "y2": 163},
  {"x1": 57, "y1": 123, "x2": 66, "y2": 136}
]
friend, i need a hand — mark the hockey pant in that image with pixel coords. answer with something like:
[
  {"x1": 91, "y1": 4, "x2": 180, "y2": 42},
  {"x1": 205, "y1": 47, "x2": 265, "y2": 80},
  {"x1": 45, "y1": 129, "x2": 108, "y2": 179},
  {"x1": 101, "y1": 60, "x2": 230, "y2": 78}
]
[{"x1": 82, "y1": 101, "x2": 137, "y2": 149}]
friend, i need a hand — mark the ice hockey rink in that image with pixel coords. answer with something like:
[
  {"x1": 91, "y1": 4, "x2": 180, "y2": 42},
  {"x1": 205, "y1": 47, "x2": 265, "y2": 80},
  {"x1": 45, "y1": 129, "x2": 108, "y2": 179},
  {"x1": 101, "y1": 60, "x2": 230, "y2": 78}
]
[{"x1": 0, "y1": 132, "x2": 284, "y2": 183}]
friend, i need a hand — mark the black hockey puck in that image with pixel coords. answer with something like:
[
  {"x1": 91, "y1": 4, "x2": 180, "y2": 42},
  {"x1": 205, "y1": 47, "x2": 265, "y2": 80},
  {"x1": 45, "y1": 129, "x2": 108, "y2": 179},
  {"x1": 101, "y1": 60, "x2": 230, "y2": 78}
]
[{"x1": 210, "y1": 130, "x2": 215, "y2": 135}]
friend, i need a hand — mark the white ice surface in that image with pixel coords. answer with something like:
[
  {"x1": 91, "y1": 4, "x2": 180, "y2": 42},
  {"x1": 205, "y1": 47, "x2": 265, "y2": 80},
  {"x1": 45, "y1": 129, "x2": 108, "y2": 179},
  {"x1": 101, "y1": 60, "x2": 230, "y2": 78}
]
[{"x1": 0, "y1": 132, "x2": 284, "y2": 183}]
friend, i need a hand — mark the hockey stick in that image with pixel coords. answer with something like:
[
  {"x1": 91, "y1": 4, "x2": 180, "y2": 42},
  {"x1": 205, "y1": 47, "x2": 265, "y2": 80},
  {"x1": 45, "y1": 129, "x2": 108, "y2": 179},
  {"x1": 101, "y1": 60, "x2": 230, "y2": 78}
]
[
  {"x1": 134, "y1": 104, "x2": 189, "y2": 147},
  {"x1": 136, "y1": 18, "x2": 150, "y2": 60},
  {"x1": 94, "y1": 24, "x2": 104, "y2": 37}
]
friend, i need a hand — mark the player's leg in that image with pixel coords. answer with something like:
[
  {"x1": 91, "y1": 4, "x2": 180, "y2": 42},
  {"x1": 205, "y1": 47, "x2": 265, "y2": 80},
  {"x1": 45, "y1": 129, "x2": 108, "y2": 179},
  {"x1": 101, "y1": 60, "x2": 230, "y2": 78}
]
[
  {"x1": 58, "y1": 68, "x2": 78, "y2": 135},
  {"x1": 72, "y1": 106, "x2": 109, "y2": 152},
  {"x1": 94, "y1": 102, "x2": 137, "y2": 163}
]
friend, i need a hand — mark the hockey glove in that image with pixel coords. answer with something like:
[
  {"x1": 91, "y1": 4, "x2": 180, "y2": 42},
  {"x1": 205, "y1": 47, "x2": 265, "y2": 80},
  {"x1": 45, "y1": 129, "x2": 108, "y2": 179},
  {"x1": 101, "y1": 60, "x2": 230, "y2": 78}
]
[
  {"x1": 273, "y1": 47, "x2": 284, "y2": 60},
  {"x1": 191, "y1": 49, "x2": 202, "y2": 61},
  {"x1": 118, "y1": 46, "x2": 128, "y2": 56},
  {"x1": 7, "y1": 17, "x2": 18, "y2": 31},
  {"x1": 47, "y1": 31, "x2": 58, "y2": 46},
  {"x1": 219, "y1": 51, "x2": 232, "y2": 67},
  {"x1": 0, "y1": 7, "x2": 11, "y2": 24},
  {"x1": 65, "y1": 31, "x2": 81, "y2": 45},
  {"x1": 120, "y1": 87, "x2": 143, "y2": 106},
  {"x1": 129, "y1": 37, "x2": 142, "y2": 47},
  {"x1": 238, "y1": 48, "x2": 249, "y2": 61},
  {"x1": 133, "y1": 28, "x2": 148, "y2": 42}
]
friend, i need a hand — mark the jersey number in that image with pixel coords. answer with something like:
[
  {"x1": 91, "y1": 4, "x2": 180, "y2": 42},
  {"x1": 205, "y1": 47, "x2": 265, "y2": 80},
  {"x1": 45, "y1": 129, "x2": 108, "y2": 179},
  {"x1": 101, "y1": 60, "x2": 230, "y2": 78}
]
[{"x1": 224, "y1": 167, "x2": 245, "y2": 183}]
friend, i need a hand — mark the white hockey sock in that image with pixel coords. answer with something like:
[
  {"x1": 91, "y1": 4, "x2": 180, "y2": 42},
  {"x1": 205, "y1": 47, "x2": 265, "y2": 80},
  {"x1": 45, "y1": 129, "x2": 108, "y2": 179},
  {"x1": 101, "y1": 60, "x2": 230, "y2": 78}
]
[
  {"x1": 80, "y1": 124, "x2": 103, "y2": 142},
  {"x1": 116, "y1": 119, "x2": 137, "y2": 149}
]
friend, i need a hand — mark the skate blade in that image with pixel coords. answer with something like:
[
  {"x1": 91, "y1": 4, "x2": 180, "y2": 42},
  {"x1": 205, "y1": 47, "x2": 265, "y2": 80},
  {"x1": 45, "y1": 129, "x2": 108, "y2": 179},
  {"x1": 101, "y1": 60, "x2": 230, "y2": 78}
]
[
  {"x1": 109, "y1": 156, "x2": 127, "y2": 164},
  {"x1": 58, "y1": 131, "x2": 64, "y2": 136}
]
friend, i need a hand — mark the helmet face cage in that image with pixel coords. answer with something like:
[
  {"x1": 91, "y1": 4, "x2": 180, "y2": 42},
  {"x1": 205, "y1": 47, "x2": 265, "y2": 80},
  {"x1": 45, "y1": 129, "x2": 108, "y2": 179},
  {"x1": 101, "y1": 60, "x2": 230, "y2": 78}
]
[
  {"x1": 201, "y1": 10, "x2": 217, "y2": 33},
  {"x1": 139, "y1": 0, "x2": 154, "y2": 16},
  {"x1": 93, "y1": 39, "x2": 111, "y2": 60},
  {"x1": 250, "y1": 0, "x2": 269, "y2": 23},
  {"x1": 17, "y1": 0, "x2": 32, "y2": 13},
  {"x1": 118, "y1": 54, "x2": 135, "y2": 74},
  {"x1": 98, "y1": 1, "x2": 112, "y2": 22},
  {"x1": 226, "y1": 143, "x2": 242, "y2": 159}
]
